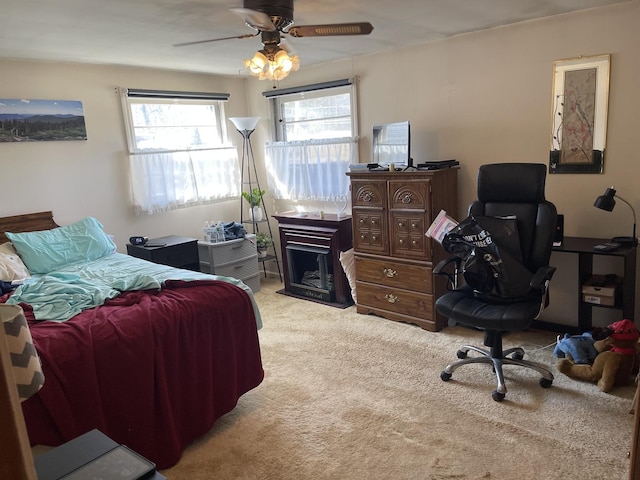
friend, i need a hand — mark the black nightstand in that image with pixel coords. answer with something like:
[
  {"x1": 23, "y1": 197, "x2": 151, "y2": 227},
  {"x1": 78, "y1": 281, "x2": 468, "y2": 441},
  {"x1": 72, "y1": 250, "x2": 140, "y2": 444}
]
[{"x1": 126, "y1": 235, "x2": 199, "y2": 271}]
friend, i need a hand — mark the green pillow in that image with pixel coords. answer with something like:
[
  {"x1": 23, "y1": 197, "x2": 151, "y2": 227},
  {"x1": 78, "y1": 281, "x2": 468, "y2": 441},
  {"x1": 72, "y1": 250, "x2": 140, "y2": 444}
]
[{"x1": 7, "y1": 217, "x2": 116, "y2": 274}]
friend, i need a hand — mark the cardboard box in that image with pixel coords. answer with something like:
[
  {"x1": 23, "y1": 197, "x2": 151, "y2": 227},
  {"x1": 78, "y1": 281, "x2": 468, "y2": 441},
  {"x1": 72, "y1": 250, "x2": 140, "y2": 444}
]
[{"x1": 581, "y1": 274, "x2": 620, "y2": 306}]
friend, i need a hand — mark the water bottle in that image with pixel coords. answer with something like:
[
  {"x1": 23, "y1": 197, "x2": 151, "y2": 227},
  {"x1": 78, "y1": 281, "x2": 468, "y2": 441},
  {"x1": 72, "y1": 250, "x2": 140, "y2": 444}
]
[
  {"x1": 203, "y1": 221, "x2": 211, "y2": 242},
  {"x1": 214, "y1": 221, "x2": 225, "y2": 243}
]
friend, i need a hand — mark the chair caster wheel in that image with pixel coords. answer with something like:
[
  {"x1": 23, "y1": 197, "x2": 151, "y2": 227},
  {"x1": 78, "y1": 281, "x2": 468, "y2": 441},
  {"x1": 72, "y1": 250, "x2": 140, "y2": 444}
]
[
  {"x1": 441, "y1": 371, "x2": 452, "y2": 382},
  {"x1": 512, "y1": 352, "x2": 524, "y2": 361},
  {"x1": 456, "y1": 350, "x2": 467, "y2": 359},
  {"x1": 492, "y1": 390, "x2": 505, "y2": 402},
  {"x1": 540, "y1": 377, "x2": 553, "y2": 388}
]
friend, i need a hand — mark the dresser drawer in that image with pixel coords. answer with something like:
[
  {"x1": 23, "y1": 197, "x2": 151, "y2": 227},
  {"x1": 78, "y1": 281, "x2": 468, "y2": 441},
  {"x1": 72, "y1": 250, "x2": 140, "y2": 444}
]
[
  {"x1": 389, "y1": 180, "x2": 429, "y2": 210},
  {"x1": 352, "y1": 179, "x2": 387, "y2": 207},
  {"x1": 199, "y1": 236, "x2": 256, "y2": 264},
  {"x1": 214, "y1": 255, "x2": 259, "y2": 280},
  {"x1": 355, "y1": 256, "x2": 432, "y2": 293},
  {"x1": 355, "y1": 281, "x2": 433, "y2": 319}
]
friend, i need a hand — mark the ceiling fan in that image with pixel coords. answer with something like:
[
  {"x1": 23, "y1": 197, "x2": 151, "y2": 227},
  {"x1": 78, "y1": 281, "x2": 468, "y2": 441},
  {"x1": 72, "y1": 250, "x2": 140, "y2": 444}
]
[{"x1": 174, "y1": 0, "x2": 374, "y2": 80}]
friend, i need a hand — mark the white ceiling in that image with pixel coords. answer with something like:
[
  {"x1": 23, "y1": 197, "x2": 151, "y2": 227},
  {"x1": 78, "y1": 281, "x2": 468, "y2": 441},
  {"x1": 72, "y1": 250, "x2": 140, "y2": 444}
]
[{"x1": 0, "y1": 0, "x2": 628, "y2": 76}]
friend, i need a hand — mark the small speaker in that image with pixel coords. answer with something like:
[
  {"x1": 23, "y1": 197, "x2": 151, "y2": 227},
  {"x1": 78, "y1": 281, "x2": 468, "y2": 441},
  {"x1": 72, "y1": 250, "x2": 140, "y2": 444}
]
[
  {"x1": 554, "y1": 214, "x2": 564, "y2": 245},
  {"x1": 129, "y1": 236, "x2": 148, "y2": 246}
]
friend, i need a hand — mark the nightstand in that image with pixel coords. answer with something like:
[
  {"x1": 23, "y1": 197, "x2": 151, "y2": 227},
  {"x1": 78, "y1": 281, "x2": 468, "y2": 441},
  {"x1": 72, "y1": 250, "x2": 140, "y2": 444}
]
[
  {"x1": 126, "y1": 235, "x2": 199, "y2": 271},
  {"x1": 198, "y1": 234, "x2": 260, "y2": 292}
]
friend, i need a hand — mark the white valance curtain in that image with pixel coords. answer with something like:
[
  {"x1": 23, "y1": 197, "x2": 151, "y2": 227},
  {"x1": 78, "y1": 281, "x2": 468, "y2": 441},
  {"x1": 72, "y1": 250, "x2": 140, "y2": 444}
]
[
  {"x1": 129, "y1": 147, "x2": 239, "y2": 215},
  {"x1": 264, "y1": 138, "x2": 357, "y2": 201}
]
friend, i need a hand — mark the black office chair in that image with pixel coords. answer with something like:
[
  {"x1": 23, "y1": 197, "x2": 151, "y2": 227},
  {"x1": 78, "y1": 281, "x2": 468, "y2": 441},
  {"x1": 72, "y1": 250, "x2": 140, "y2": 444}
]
[{"x1": 435, "y1": 163, "x2": 557, "y2": 402}]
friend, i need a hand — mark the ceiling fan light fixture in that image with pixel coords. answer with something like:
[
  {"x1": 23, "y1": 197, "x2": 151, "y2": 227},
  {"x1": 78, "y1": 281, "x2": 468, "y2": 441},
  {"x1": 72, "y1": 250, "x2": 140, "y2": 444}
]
[{"x1": 244, "y1": 46, "x2": 299, "y2": 81}]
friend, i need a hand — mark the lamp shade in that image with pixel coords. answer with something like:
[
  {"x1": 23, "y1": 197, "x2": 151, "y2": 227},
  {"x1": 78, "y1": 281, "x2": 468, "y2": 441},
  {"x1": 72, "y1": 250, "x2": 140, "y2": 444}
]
[
  {"x1": 229, "y1": 117, "x2": 260, "y2": 132},
  {"x1": 594, "y1": 187, "x2": 616, "y2": 212},
  {"x1": 593, "y1": 186, "x2": 637, "y2": 246}
]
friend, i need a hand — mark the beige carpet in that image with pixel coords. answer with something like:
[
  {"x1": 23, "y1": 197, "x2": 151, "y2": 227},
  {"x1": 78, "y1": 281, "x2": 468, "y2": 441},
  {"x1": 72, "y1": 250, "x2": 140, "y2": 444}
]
[{"x1": 162, "y1": 277, "x2": 635, "y2": 479}]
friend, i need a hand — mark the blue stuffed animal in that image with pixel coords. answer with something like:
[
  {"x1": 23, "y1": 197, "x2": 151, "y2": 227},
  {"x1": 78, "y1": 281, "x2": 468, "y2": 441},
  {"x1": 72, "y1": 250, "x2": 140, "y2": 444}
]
[{"x1": 553, "y1": 332, "x2": 599, "y2": 364}]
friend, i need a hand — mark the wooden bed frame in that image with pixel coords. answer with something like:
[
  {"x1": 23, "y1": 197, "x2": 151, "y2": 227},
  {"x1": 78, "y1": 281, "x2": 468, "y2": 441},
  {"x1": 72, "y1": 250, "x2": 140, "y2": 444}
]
[{"x1": 0, "y1": 211, "x2": 59, "y2": 243}]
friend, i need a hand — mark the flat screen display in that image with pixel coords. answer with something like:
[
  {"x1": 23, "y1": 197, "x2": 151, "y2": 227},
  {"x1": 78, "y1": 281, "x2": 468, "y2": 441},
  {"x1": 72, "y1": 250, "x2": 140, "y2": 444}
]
[{"x1": 372, "y1": 121, "x2": 410, "y2": 166}]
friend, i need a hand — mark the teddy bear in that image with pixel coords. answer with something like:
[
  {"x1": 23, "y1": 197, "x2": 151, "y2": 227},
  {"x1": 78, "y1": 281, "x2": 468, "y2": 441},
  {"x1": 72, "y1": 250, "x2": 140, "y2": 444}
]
[{"x1": 556, "y1": 319, "x2": 640, "y2": 393}]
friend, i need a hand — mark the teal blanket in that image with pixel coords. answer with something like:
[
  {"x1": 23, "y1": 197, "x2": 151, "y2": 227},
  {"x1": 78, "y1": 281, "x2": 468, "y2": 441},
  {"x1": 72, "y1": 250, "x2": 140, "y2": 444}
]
[{"x1": 7, "y1": 252, "x2": 262, "y2": 327}]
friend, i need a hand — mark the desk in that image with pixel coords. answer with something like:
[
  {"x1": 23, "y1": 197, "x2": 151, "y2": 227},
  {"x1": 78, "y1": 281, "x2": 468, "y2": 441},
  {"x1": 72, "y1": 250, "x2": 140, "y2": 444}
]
[{"x1": 550, "y1": 236, "x2": 636, "y2": 333}]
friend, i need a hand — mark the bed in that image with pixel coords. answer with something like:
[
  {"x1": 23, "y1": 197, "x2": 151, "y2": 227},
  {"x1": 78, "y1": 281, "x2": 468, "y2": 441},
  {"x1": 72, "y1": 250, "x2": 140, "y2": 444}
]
[{"x1": 0, "y1": 211, "x2": 264, "y2": 469}]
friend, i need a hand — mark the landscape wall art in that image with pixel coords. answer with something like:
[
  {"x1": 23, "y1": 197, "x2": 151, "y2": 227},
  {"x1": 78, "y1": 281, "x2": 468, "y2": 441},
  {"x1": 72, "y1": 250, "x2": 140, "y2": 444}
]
[{"x1": 0, "y1": 98, "x2": 87, "y2": 142}]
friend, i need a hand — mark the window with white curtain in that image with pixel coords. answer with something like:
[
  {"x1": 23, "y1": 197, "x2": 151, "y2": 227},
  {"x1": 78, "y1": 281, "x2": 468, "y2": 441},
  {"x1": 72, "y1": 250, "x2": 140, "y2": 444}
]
[
  {"x1": 263, "y1": 79, "x2": 358, "y2": 201},
  {"x1": 120, "y1": 88, "x2": 239, "y2": 215}
]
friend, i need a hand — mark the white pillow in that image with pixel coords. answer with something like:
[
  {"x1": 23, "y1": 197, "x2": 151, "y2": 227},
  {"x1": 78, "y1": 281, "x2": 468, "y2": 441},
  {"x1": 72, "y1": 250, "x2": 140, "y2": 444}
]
[{"x1": 0, "y1": 242, "x2": 31, "y2": 283}]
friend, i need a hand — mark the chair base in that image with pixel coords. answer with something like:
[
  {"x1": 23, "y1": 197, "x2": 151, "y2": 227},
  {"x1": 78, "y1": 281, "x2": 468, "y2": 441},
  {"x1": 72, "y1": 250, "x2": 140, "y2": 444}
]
[{"x1": 440, "y1": 333, "x2": 554, "y2": 402}]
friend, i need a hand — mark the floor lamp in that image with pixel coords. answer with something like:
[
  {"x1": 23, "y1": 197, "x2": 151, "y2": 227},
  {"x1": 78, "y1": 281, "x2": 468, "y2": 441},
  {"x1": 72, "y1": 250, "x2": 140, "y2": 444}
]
[
  {"x1": 228, "y1": 117, "x2": 282, "y2": 281},
  {"x1": 229, "y1": 117, "x2": 261, "y2": 224}
]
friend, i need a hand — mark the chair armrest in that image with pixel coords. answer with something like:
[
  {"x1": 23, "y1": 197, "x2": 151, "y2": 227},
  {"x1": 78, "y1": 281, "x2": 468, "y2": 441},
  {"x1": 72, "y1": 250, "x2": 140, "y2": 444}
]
[
  {"x1": 530, "y1": 266, "x2": 556, "y2": 291},
  {"x1": 434, "y1": 256, "x2": 463, "y2": 290},
  {"x1": 433, "y1": 255, "x2": 462, "y2": 275}
]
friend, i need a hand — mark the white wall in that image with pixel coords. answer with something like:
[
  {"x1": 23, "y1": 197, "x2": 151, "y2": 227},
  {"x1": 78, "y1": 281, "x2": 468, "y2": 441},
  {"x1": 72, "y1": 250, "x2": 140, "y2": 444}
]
[
  {"x1": 0, "y1": 61, "x2": 251, "y2": 251},
  {"x1": 2, "y1": 1, "x2": 639, "y2": 328}
]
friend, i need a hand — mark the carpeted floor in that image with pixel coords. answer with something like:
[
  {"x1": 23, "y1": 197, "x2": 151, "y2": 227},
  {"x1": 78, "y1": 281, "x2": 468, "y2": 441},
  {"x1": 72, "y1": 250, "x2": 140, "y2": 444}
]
[{"x1": 162, "y1": 276, "x2": 635, "y2": 479}]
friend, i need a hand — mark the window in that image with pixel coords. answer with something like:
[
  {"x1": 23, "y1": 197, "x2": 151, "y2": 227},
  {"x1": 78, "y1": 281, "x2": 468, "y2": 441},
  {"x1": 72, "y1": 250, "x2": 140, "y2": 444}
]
[
  {"x1": 120, "y1": 88, "x2": 239, "y2": 215},
  {"x1": 264, "y1": 79, "x2": 358, "y2": 202}
]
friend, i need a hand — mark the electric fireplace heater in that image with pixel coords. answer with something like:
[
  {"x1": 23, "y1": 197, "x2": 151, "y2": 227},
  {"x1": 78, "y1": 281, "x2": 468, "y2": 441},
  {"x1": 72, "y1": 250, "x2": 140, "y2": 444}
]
[
  {"x1": 273, "y1": 212, "x2": 354, "y2": 308},
  {"x1": 286, "y1": 244, "x2": 334, "y2": 302}
]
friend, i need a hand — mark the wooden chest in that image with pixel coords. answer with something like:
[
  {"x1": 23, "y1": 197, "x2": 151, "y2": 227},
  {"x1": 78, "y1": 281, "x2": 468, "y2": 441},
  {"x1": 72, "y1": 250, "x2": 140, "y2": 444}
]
[{"x1": 347, "y1": 168, "x2": 458, "y2": 331}]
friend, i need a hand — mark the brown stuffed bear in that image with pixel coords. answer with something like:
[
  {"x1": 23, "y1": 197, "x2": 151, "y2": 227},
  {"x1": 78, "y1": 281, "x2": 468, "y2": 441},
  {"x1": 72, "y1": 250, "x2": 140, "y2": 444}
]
[{"x1": 556, "y1": 319, "x2": 640, "y2": 393}]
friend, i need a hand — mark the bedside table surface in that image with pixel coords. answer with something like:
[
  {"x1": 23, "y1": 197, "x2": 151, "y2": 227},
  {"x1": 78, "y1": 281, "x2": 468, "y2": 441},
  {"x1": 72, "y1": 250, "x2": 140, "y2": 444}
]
[
  {"x1": 143, "y1": 235, "x2": 197, "y2": 248},
  {"x1": 126, "y1": 235, "x2": 199, "y2": 271}
]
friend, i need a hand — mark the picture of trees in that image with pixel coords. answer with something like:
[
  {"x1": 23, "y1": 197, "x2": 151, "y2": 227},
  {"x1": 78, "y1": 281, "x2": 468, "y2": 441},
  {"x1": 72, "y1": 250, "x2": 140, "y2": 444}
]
[{"x1": 0, "y1": 98, "x2": 87, "y2": 142}]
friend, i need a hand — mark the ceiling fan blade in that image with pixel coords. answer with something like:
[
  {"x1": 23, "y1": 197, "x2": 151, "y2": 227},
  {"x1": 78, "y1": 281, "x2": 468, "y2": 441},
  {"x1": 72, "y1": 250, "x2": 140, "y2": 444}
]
[
  {"x1": 173, "y1": 33, "x2": 257, "y2": 47},
  {"x1": 286, "y1": 22, "x2": 373, "y2": 38},
  {"x1": 230, "y1": 7, "x2": 276, "y2": 32}
]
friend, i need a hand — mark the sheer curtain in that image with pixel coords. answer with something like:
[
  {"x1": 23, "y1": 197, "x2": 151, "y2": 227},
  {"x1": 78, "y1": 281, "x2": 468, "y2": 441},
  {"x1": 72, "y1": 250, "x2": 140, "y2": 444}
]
[
  {"x1": 129, "y1": 147, "x2": 239, "y2": 215},
  {"x1": 264, "y1": 138, "x2": 357, "y2": 201}
]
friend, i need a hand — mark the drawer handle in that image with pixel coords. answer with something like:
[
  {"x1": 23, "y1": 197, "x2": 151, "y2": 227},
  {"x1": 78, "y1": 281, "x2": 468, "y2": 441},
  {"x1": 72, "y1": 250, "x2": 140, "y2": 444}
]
[
  {"x1": 383, "y1": 268, "x2": 397, "y2": 278},
  {"x1": 385, "y1": 293, "x2": 399, "y2": 304},
  {"x1": 398, "y1": 221, "x2": 404, "y2": 227},
  {"x1": 399, "y1": 239, "x2": 404, "y2": 245},
  {"x1": 411, "y1": 222, "x2": 417, "y2": 228},
  {"x1": 412, "y1": 240, "x2": 417, "y2": 245},
  {"x1": 372, "y1": 235, "x2": 377, "y2": 241},
  {"x1": 370, "y1": 219, "x2": 376, "y2": 225},
  {"x1": 359, "y1": 218, "x2": 364, "y2": 224},
  {"x1": 361, "y1": 235, "x2": 365, "y2": 240}
]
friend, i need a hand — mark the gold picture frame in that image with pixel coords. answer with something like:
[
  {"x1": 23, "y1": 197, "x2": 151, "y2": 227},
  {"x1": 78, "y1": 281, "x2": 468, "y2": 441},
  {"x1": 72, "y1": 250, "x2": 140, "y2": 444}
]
[{"x1": 549, "y1": 54, "x2": 610, "y2": 174}]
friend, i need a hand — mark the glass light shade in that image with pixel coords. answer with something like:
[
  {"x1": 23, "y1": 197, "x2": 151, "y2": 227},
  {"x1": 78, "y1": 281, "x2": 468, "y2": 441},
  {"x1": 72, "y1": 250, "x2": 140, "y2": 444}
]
[
  {"x1": 244, "y1": 51, "x2": 268, "y2": 75},
  {"x1": 229, "y1": 117, "x2": 260, "y2": 132}
]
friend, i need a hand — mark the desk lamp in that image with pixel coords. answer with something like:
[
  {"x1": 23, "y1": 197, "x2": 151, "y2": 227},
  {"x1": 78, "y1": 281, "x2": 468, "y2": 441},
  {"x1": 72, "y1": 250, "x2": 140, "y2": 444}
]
[{"x1": 594, "y1": 186, "x2": 637, "y2": 246}]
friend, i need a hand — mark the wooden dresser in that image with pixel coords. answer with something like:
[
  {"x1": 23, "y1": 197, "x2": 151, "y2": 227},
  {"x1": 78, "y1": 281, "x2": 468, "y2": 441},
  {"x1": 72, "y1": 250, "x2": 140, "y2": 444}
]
[{"x1": 347, "y1": 168, "x2": 458, "y2": 331}]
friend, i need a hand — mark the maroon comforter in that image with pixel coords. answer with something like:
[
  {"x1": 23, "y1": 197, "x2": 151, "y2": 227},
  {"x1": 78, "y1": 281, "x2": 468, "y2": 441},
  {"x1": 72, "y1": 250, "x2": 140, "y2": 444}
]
[{"x1": 9, "y1": 279, "x2": 263, "y2": 469}]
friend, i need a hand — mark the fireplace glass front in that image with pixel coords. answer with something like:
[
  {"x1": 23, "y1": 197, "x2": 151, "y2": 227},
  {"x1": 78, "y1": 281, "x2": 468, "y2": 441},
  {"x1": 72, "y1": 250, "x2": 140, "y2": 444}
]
[{"x1": 285, "y1": 244, "x2": 334, "y2": 302}]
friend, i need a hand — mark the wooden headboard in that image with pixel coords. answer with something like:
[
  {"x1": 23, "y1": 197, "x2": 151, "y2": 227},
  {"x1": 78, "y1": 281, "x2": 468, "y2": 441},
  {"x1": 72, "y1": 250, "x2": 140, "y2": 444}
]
[{"x1": 0, "y1": 211, "x2": 59, "y2": 243}]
